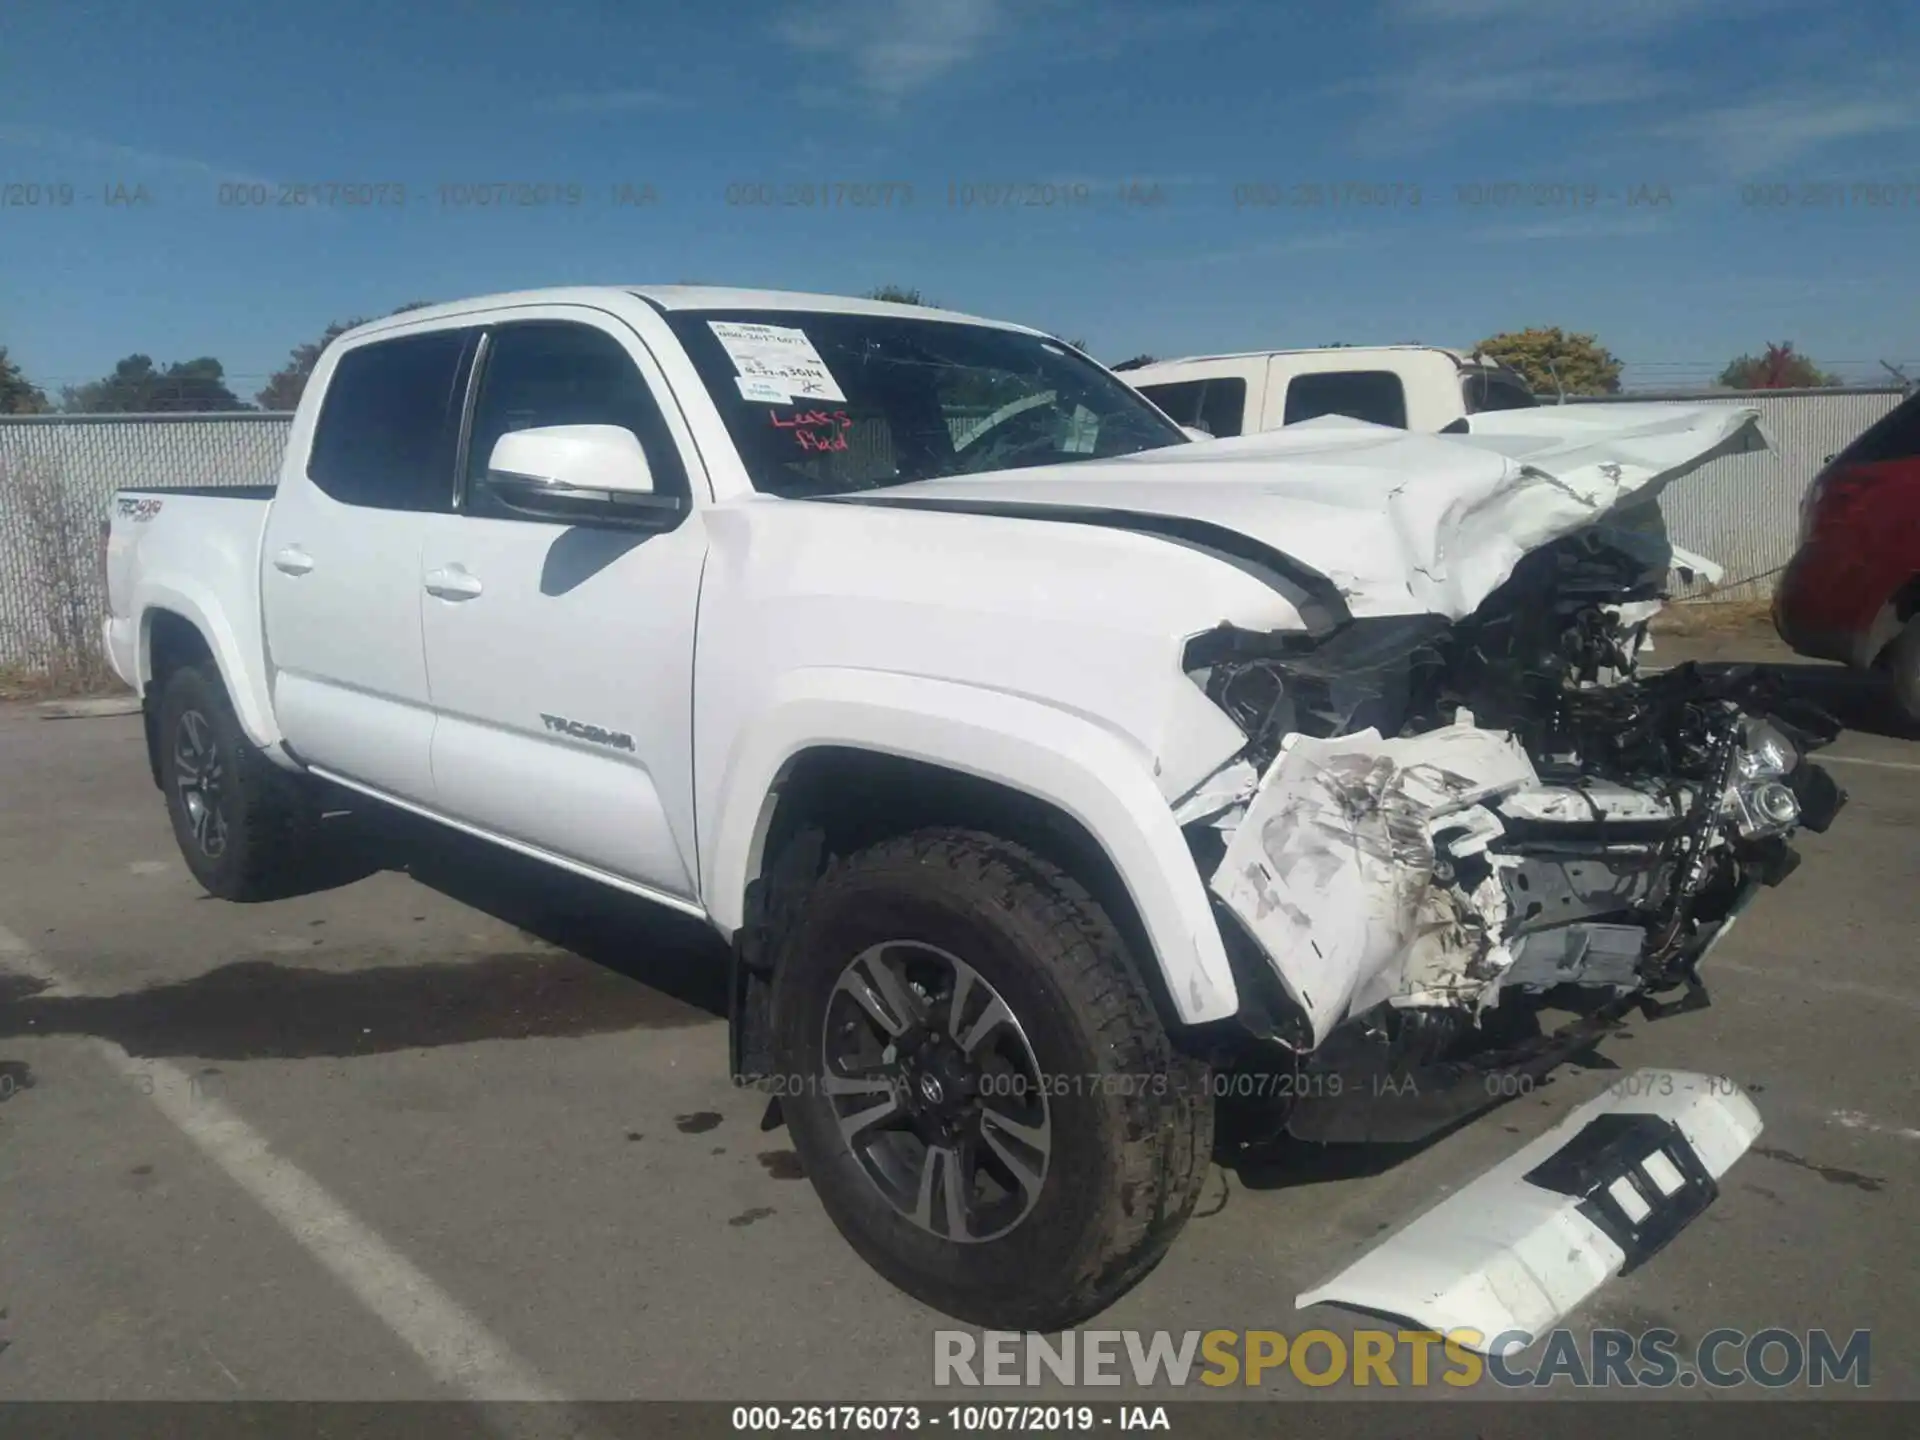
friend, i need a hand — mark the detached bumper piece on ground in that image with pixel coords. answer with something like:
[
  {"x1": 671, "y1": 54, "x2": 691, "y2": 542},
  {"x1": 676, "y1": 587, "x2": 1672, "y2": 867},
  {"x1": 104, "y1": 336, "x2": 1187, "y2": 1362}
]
[{"x1": 1296, "y1": 1068, "x2": 1764, "y2": 1353}]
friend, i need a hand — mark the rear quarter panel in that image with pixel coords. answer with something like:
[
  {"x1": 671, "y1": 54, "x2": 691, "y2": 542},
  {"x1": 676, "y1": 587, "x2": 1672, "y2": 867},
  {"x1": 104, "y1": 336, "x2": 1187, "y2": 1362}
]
[{"x1": 107, "y1": 490, "x2": 280, "y2": 747}]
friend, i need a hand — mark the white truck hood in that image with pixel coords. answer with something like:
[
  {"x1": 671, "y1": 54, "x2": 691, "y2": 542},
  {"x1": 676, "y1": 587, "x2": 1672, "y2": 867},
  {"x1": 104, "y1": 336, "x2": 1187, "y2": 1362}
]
[{"x1": 851, "y1": 404, "x2": 1764, "y2": 622}]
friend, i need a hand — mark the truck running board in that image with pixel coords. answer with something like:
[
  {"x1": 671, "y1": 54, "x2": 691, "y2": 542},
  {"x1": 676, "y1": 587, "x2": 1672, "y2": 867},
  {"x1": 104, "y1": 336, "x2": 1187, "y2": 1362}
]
[{"x1": 1295, "y1": 1068, "x2": 1763, "y2": 1355}]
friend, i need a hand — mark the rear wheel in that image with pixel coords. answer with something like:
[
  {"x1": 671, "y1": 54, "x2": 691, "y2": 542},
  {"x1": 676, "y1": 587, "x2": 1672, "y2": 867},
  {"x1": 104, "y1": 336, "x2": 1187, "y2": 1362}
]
[
  {"x1": 157, "y1": 662, "x2": 317, "y2": 900},
  {"x1": 771, "y1": 828, "x2": 1213, "y2": 1331}
]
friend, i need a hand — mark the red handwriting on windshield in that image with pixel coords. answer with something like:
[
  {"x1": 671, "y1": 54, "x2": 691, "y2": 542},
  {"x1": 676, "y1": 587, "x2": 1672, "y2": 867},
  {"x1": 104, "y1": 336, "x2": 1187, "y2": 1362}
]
[
  {"x1": 769, "y1": 409, "x2": 852, "y2": 430},
  {"x1": 769, "y1": 409, "x2": 853, "y2": 452}
]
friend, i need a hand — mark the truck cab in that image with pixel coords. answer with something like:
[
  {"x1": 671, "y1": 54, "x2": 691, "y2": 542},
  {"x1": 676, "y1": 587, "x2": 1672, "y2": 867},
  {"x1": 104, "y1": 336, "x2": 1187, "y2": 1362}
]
[{"x1": 1120, "y1": 345, "x2": 1539, "y2": 437}]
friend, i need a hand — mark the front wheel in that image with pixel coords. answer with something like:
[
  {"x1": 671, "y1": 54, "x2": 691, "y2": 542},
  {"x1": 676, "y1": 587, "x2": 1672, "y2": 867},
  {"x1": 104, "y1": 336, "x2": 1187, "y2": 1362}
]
[
  {"x1": 771, "y1": 828, "x2": 1213, "y2": 1331},
  {"x1": 156, "y1": 662, "x2": 318, "y2": 901}
]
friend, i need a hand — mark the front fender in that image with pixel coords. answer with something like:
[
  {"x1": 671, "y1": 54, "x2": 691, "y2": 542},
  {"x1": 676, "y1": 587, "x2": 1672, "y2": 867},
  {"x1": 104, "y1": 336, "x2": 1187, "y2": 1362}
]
[{"x1": 701, "y1": 667, "x2": 1239, "y2": 1026}]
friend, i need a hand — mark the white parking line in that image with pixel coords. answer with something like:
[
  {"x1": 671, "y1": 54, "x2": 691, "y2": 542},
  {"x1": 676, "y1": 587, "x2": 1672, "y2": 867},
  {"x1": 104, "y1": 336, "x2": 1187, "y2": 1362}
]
[
  {"x1": 1831, "y1": 1110, "x2": 1920, "y2": 1143},
  {"x1": 1821, "y1": 754, "x2": 1920, "y2": 773},
  {"x1": 0, "y1": 921, "x2": 565, "y2": 1404}
]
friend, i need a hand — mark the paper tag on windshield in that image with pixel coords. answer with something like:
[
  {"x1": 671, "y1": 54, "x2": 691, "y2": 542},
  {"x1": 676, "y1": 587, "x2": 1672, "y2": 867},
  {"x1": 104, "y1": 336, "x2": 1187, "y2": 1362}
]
[
  {"x1": 735, "y1": 375, "x2": 793, "y2": 405},
  {"x1": 709, "y1": 321, "x2": 846, "y2": 402}
]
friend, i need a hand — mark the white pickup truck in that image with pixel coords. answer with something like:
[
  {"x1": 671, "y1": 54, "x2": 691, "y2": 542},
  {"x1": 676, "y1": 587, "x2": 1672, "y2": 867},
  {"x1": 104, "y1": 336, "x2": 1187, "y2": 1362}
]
[
  {"x1": 1122, "y1": 344, "x2": 1540, "y2": 436},
  {"x1": 104, "y1": 287, "x2": 1844, "y2": 1339}
]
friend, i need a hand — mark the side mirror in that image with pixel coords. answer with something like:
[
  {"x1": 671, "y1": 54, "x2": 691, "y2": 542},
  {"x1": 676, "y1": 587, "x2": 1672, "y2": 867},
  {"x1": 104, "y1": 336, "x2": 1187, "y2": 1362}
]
[
  {"x1": 1180, "y1": 424, "x2": 1214, "y2": 442},
  {"x1": 476, "y1": 425, "x2": 682, "y2": 526}
]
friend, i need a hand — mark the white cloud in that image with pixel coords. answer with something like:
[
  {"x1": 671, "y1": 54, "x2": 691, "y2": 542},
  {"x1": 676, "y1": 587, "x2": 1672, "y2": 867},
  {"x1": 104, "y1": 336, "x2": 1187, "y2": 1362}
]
[
  {"x1": 1348, "y1": 0, "x2": 1750, "y2": 154},
  {"x1": 1651, "y1": 92, "x2": 1920, "y2": 177},
  {"x1": 538, "y1": 88, "x2": 681, "y2": 114},
  {"x1": 777, "y1": 0, "x2": 1005, "y2": 105},
  {"x1": 1469, "y1": 211, "x2": 1670, "y2": 242},
  {"x1": 0, "y1": 122, "x2": 273, "y2": 188},
  {"x1": 1388, "y1": 0, "x2": 1727, "y2": 36},
  {"x1": 1191, "y1": 229, "x2": 1394, "y2": 266}
]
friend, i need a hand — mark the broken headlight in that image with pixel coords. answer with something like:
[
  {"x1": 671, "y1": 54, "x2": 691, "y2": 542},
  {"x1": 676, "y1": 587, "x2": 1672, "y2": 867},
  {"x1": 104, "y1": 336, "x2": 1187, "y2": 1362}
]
[
  {"x1": 1734, "y1": 717, "x2": 1797, "y2": 780},
  {"x1": 1182, "y1": 617, "x2": 1450, "y2": 766},
  {"x1": 1724, "y1": 717, "x2": 1803, "y2": 837}
]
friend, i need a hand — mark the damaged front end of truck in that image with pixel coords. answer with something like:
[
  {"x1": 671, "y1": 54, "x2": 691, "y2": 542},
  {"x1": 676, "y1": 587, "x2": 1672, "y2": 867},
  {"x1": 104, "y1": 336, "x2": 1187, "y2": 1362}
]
[{"x1": 1179, "y1": 508, "x2": 1847, "y2": 1154}]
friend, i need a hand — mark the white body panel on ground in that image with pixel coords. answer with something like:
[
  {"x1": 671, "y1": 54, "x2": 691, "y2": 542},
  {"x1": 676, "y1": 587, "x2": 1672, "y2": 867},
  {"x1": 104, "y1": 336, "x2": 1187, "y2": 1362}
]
[{"x1": 1296, "y1": 1069, "x2": 1765, "y2": 1353}]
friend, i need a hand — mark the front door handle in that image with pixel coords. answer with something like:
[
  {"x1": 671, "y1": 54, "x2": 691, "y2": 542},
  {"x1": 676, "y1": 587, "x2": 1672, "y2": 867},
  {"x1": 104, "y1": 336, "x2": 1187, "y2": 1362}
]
[
  {"x1": 272, "y1": 546, "x2": 315, "y2": 576},
  {"x1": 424, "y1": 567, "x2": 484, "y2": 601}
]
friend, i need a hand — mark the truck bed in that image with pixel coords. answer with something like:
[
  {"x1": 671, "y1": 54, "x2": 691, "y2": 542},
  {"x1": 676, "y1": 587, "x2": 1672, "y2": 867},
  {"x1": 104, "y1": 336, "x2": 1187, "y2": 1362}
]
[{"x1": 103, "y1": 486, "x2": 277, "y2": 699}]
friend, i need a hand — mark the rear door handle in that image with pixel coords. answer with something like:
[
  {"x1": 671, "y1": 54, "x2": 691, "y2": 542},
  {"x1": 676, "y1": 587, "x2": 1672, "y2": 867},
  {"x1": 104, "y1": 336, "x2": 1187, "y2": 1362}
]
[
  {"x1": 424, "y1": 567, "x2": 483, "y2": 601},
  {"x1": 272, "y1": 546, "x2": 315, "y2": 576}
]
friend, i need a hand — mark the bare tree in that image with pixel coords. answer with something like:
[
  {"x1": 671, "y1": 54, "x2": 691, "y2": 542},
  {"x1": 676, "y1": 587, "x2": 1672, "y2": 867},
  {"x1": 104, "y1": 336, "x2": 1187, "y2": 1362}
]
[{"x1": 0, "y1": 453, "x2": 119, "y2": 695}]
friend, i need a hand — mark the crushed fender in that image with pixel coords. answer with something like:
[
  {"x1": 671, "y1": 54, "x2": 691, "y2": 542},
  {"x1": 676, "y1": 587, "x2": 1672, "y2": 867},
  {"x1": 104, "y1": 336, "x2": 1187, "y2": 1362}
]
[{"x1": 1209, "y1": 720, "x2": 1537, "y2": 1047}]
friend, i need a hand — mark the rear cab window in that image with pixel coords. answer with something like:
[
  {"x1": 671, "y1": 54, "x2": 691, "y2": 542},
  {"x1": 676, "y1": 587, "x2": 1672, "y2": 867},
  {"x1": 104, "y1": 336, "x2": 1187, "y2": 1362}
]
[
  {"x1": 1282, "y1": 370, "x2": 1408, "y2": 428},
  {"x1": 308, "y1": 330, "x2": 476, "y2": 511}
]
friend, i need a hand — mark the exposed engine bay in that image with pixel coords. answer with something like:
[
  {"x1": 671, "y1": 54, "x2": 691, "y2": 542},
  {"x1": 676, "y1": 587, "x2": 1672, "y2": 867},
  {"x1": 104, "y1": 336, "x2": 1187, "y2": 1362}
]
[{"x1": 1176, "y1": 516, "x2": 1848, "y2": 1148}]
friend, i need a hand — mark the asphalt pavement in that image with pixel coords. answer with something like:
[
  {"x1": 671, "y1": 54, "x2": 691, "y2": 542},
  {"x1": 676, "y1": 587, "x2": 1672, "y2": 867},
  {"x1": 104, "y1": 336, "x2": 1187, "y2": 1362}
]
[{"x1": 1, "y1": 630, "x2": 1914, "y2": 1406}]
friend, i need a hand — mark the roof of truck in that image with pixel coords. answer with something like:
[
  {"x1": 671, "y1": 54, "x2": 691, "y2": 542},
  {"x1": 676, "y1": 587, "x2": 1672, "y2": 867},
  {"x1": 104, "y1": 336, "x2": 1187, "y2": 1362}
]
[
  {"x1": 1127, "y1": 345, "x2": 1500, "y2": 370},
  {"x1": 345, "y1": 286, "x2": 1039, "y2": 341}
]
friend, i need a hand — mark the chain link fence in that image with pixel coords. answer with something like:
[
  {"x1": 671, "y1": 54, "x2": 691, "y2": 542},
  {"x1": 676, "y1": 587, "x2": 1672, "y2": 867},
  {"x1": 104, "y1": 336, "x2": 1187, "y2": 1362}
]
[
  {"x1": 1560, "y1": 387, "x2": 1907, "y2": 600},
  {"x1": 0, "y1": 413, "x2": 290, "y2": 685},
  {"x1": 1, "y1": 392, "x2": 1906, "y2": 682}
]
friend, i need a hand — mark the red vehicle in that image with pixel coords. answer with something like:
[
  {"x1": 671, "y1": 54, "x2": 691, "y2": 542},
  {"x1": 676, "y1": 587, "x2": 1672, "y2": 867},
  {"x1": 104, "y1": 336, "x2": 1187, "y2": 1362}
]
[{"x1": 1774, "y1": 389, "x2": 1920, "y2": 723}]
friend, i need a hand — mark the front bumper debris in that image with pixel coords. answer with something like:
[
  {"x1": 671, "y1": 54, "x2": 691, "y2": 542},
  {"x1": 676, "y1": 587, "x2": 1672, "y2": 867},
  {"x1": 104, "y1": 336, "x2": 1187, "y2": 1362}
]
[
  {"x1": 1209, "y1": 720, "x2": 1538, "y2": 1048},
  {"x1": 1294, "y1": 1068, "x2": 1764, "y2": 1354},
  {"x1": 1205, "y1": 711, "x2": 1842, "y2": 1057}
]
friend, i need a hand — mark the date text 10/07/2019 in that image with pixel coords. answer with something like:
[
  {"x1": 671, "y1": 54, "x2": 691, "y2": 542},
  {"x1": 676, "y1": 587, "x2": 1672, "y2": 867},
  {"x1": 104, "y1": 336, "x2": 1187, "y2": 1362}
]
[{"x1": 730, "y1": 1405, "x2": 1169, "y2": 1432}]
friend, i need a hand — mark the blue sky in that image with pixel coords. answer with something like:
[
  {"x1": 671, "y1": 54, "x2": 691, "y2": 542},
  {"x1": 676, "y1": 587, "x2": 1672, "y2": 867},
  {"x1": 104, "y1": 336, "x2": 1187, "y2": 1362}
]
[{"x1": 3, "y1": 0, "x2": 1918, "y2": 399}]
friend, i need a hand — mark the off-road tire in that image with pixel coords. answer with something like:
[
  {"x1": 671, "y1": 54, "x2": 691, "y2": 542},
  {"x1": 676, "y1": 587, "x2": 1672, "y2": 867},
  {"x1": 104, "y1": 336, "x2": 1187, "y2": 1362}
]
[
  {"x1": 771, "y1": 827, "x2": 1214, "y2": 1331},
  {"x1": 1885, "y1": 616, "x2": 1920, "y2": 727},
  {"x1": 156, "y1": 662, "x2": 317, "y2": 901}
]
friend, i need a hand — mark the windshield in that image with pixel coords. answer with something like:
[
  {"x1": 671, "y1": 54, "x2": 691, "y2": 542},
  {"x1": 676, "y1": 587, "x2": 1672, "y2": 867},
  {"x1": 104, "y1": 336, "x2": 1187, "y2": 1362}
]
[{"x1": 663, "y1": 309, "x2": 1187, "y2": 497}]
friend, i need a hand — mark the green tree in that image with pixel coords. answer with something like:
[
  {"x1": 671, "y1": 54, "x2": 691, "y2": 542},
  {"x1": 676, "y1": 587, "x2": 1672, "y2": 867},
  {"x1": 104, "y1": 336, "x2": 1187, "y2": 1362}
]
[
  {"x1": 257, "y1": 301, "x2": 433, "y2": 410},
  {"x1": 1716, "y1": 342, "x2": 1842, "y2": 390},
  {"x1": 0, "y1": 346, "x2": 51, "y2": 414},
  {"x1": 62, "y1": 355, "x2": 249, "y2": 413},
  {"x1": 1473, "y1": 326, "x2": 1623, "y2": 396}
]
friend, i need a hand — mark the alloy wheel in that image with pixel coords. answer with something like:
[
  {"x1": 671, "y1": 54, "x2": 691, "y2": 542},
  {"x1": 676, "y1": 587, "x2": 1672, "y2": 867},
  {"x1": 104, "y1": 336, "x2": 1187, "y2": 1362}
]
[
  {"x1": 820, "y1": 941, "x2": 1052, "y2": 1243},
  {"x1": 173, "y1": 709, "x2": 229, "y2": 859}
]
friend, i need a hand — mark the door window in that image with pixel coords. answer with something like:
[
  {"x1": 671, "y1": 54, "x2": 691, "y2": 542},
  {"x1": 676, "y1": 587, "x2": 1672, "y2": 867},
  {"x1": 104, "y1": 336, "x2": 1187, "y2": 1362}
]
[
  {"x1": 307, "y1": 330, "x2": 473, "y2": 510},
  {"x1": 462, "y1": 321, "x2": 689, "y2": 518}
]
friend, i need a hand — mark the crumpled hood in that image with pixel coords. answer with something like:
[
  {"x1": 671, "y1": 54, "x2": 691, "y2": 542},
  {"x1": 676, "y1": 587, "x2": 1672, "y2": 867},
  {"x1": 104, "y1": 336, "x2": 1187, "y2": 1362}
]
[{"x1": 848, "y1": 404, "x2": 1766, "y2": 621}]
